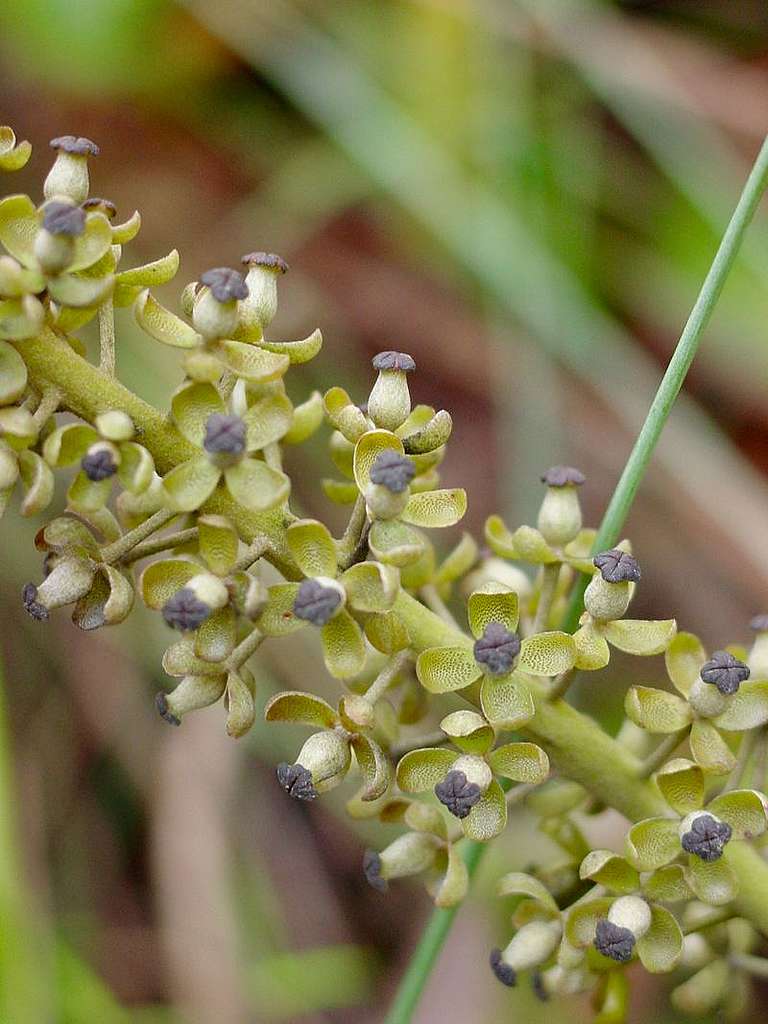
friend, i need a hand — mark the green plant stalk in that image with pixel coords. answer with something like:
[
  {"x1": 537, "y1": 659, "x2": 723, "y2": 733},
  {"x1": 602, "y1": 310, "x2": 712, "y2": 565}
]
[
  {"x1": 13, "y1": 136, "x2": 768, "y2": 1012},
  {"x1": 384, "y1": 122, "x2": 768, "y2": 1009},
  {"x1": 18, "y1": 333, "x2": 768, "y2": 1001},
  {"x1": 383, "y1": 840, "x2": 485, "y2": 1024},
  {"x1": 562, "y1": 134, "x2": 768, "y2": 633}
]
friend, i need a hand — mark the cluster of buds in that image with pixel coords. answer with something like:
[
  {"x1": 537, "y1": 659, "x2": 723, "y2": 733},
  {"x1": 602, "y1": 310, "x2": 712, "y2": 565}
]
[{"x1": 5, "y1": 125, "x2": 768, "y2": 1024}]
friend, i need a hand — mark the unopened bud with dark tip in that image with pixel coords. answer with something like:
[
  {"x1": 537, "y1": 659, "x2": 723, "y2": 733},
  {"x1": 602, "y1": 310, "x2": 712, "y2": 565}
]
[
  {"x1": 749, "y1": 615, "x2": 768, "y2": 677},
  {"x1": 202, "y1": 413, "x2": 246, "y2": 466},
  {"x1": 537, "y1": 466, "x2": 585, "y2": 546},
  {"x1": 35, "y1": 202, "x2": 85, "y2": 274},
  {"x1": 473, "y1": 621, "x2": 521, "y2": 675},
  {"x1": 435, "y1": 769, "x2": 482, "y2": 819},
  {"x1": 363, "y1": 849, "x2": 387, "y2": 892},
  {"x1": 22, "y1": 557, "x2": 95, "y2": 620},
  {"x1": 155, "y1": 673, "x2": 227, "y2": 726},
  {"x1": 584, "y1": 549, "x2": 640, "y2": 621},
  {"x1": 700, "y1": 650, "x2": 750, "y2": 696},
  {"x1": 365, "y1": 832, "x2": 439, "y2": 890},
  {"x1": 292, "y1": 729, "x2": 352, "y2": 793},
  {"x1": 540, "y1": 466, "x2": 586, "y2": 488},
  {"x1": 368, "y1": 352, "x2": 415, "y2": 432},
  {"x1": 81, "y1": 443, "x2": 118, "y2": 482},
  {"x1": 161, "y1": 573, "x2": 229, "y2": 632},
  {"x1": 594, "y1": 548, "x2": 641, "y2": 583},
  {"x1": 82, "y1": 197, "x2": 117, "y2": 219},
  {"x1": 239, "y1": 252, "x2": 288, "y2": 333},
  {"x1": 276, "y1": 762, "x2": 317, "y2": 800},
  {"x1": 193, "y1": 268, "x2": 248, "y2": 339},
  {"x1": 45, "y1": 136, "x2": 99, "y2": 203},
  {"x1": 680, "y1": 812, "x2": 732, "y2": 862},
  {"x1": 293, "y1": 577, "x2": 345, "y2": 626},
  {"x1": 490, "y1": 948, "x2": 517, "y2": 987},
  {"x1": 492, "y1": 920, "x2": 563, "y2": 986}
]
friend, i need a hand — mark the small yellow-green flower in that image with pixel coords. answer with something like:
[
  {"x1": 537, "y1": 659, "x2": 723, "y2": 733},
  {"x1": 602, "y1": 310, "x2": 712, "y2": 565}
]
[
  {"x1": 255, "y1": 518, "x2": 400, "y2": 679},
  {"x1": 0, "y1": 404, "x2": 52, "y2": 519},
  {"x1": 159, "y1": 380, "x2": 291, "y2": 513},
  {"x1": 416, "y1": 582, "x2": 575, "y2": 728},
  {"x1": 265, "y1": 688, "x2": 391, "y2": 801},
  {"x1": 397, "y1": 709, "x2": 549, "y2": 841},
  {"x1": 44, "y1": 409, "x2": 154, "y2": 513}
]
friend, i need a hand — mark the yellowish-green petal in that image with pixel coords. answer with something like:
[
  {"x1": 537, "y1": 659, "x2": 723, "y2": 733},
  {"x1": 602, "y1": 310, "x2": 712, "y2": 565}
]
[
  {"x1": 224, "y1": 459, "x2": 289, "y2": 512},
  {"x1": 162, "y1": 456, "x2": 220, "y2": 512},
  {"x1": 400, "y1": 488, "x2": 466, "y2": 529},
  {"x1": 467, "y1": 583, "x2": 519, "y2": 639},
  {"x1": 321, "y1": 608, "x2": 366, "y2": 679},
  {"x1": 518, "y1": 631, "x2": 575, "y2": 676},
  {"x1": 416, "y1": 645, "x2": 480, "y2": 693},
  {"x1": 287, "y1": 518, "x2": 337, "y2": 578}
]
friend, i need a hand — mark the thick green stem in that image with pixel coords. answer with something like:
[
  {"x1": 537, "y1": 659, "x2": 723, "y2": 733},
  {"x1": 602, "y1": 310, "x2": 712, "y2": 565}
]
[
  {"x1": 562, "y1": 135, "x2": 768, "y2": 633},
  {"x1": 13, "y1": 328, "x2": 297, "y2": 577}
]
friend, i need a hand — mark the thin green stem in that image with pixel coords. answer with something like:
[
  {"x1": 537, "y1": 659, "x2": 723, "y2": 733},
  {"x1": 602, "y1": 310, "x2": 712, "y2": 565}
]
[
  {"x1": 384, "y1": 137, "x2": 768, "y2": 1022},
  {"x1": 32, "y1": 387, "x2": 60, "y2": 429},
  {"x1": 730, "y1": 953, "x2": 768, "y2": 979},
  {"x1": 637, "y1": 727, "x2": 689, "y2": 779},
  {"x1": 562, "y1": 135, "x2": 768, "y2": 633},
  {"x1": 419, "y1": 584, "x2": 461, "y2": 631},
  {"x1": 120, "y1": 526, "x2": 199, "y2": 564},
  {"x1": 98, "y1": 296, "x2": 116, "y2": 377},
  {"x1": 100, "y1": 508, "x2": 175, "y2": 564},
  {"x1": 724, "y1": 727, "x2": 760, "y2": 792},
  {"x1": 532, "y1": 563, "x2": 560, "y2": 635},
  {"x1": 366, "y1": 650, "x2": 412, "y2": 705},
  {"x1": 681, "y1": 906, "x2": 734, "y2": 935},
  {"x1": 383, "y1": 840, "x2": 485, "y2": 1024}
]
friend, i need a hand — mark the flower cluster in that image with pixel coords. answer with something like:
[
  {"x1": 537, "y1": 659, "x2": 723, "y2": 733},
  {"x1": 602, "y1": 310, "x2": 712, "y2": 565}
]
[{"x1": 3, "y1": 126, "x2": 768, "y2": 1024}]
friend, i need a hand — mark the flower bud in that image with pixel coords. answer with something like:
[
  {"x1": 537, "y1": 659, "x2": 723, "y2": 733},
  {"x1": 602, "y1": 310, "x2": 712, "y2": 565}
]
[
  {"x1": 291, "y1": 729, "x2": 351, "y2": 792},
  {"x1": 293, "y1": 577, "x2": 345, "y2": 626},
  {"x1": 155, "y1": 673, "x2": 227, "y2": 726},
  {"x1": 490, "y1": 920, "x2": 562, "y2": 987},
  {"x1": 44, "y1": 136, "x2": 99, "y2": 203},
  {"x1": 82, "y1": 197, "x2": 116, "y2": 219},
  {"x1": 162, "y1": 573, "x2": 229, "y2": 631},
  {"x1": 95, "y1": 410, "x2": 134, "y2": 442},
  {"x1": 608, "y1": 895, "x2": 652, "y2": 939},
  {"x1": 748, "y1": 614, "x2": 768, "y2": 677},
  {"x1": 239, "y1": 252, "x2": 288, "y2": 334},
  {"x1": 23, "y1": 556, "x2": 95, "y2": 620},
  {"x1": 584, "y1": 550, "x2": 640, "y2": 621},
  {"x1": 367, "y1": 352, "x2": 415, "y2": 431},
  {"x1": 363, "y1": 831, "x2": 440, "y2": 891},
  {"x1": 680, "y1": 812, "x2": 732, "y2": 862},
  {"x1": 537, "y1": 466, "x2": 585, "y2": 546},
  {"x1": 679, "y1": 932, "x2": 714, "y2": 971},
  {"x1": 192, "y1": 268, "x2": 248, "y2": 340}
]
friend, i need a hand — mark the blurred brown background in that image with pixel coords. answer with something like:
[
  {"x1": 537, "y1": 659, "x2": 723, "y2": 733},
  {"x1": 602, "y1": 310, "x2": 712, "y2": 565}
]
[{"x1": 2, "y1": 1, "x2": 768, "y2": 1021}]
